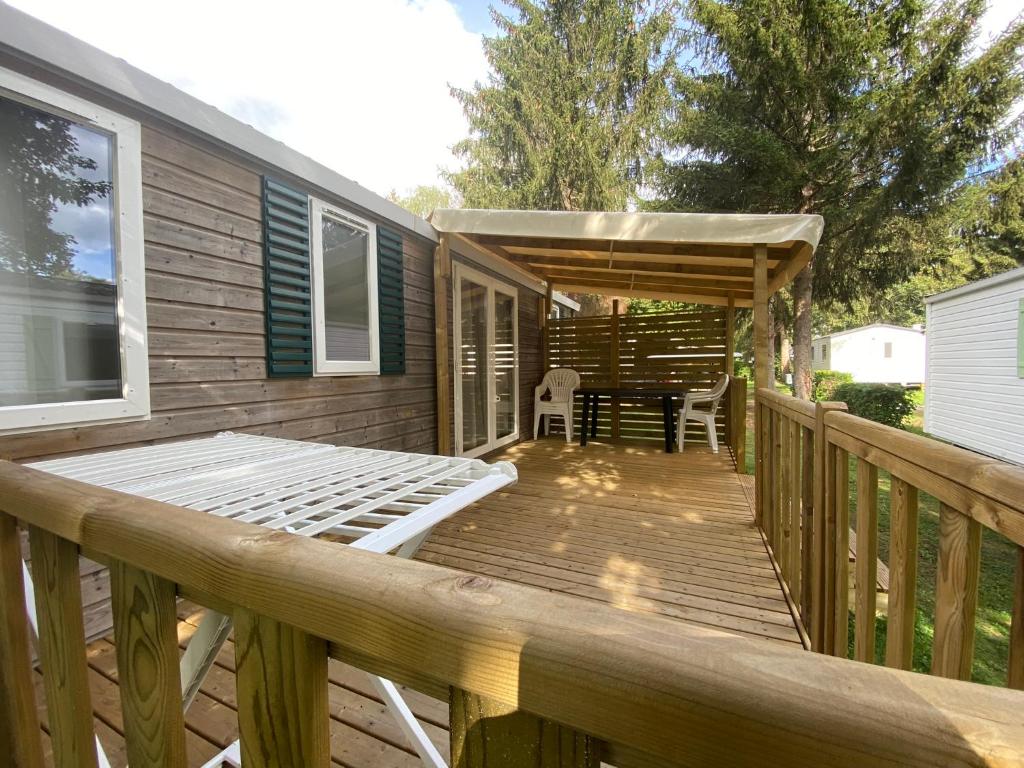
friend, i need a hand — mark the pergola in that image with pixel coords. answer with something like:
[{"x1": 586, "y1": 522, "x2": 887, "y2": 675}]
[{"x1": 430, "y1": 208, "x2": 823, "y2": 390}]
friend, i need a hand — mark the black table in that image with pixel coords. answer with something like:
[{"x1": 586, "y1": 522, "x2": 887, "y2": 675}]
[{"x1": 577, "y1": 387, "x2": 688, "y2": 453}]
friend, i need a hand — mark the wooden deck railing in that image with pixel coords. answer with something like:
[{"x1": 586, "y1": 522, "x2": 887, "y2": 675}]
[
  {"x1": 756, "y1": 387, "x2": 1024, "y2": 689},
  {"x1": 3, "y1": 459, "x2": 1024, "y2": 767}
]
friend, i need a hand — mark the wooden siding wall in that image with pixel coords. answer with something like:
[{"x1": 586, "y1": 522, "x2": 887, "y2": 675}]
[
  {"x1": 0, "y1": 127, "x2": 438, "y2": 463},
  {"x1": 1, "y1": 126, "x2": 439, "y2": 644},
  {"x1": 545, "y1": 308, "x2": 729, "y2": 442}
]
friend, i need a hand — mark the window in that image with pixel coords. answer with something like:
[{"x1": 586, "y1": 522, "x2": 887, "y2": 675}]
[
  {"x1": 0, "y1": 68, "x2": 147, "y2": 433},
  {"x1": 884, "y1": 341, "x2": 893, "y2": 358},
  {"x1": 310, "y1": 199, "x2": 379, "y2": 375}
]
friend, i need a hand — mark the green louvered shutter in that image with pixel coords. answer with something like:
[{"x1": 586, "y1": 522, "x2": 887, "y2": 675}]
[
  {"x1": 377, "y1": 226, "x2": 406, "y2": 375},
  {"x1": 262, "y1": 177, "x2": 313, "y2": 377}
]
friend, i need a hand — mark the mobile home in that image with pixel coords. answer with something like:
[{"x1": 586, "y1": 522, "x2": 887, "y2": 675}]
[
  {"x1": 811, "y1": 323, "x2": 925, "y2": 384},
  {"x1": 925, "y1": 267, "x2": 1024, "y2": 466}
]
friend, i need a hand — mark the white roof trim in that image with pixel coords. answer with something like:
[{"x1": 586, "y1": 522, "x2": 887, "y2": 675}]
[
  {"x1": 0, "y1": 3, "x2": 437, "y2": 242},
  {"x1": 812, "y1": 323, "x2": 925, "y2": 342},
  {"x1": 552, "y1": 291, "x2": 580, "y2": 311},
  {"x1": 448, "y1": 233, "x2": 548, "y2": 295},
  {"x1": 925, "y1": 266, "x2": 1024, "y2": 304},
  {"x1": 430, "y1": 208, "x2": 824, "y2": 250}
]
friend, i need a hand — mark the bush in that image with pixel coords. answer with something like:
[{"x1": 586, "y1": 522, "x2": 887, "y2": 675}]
[
  {"x1": 831, "y1": 383, "x2": 916, "y2": 429},
  {"x1": 734, "y1": 360, "x2": 753, "y2": 380},
  {"x1": 813, "y1": 370, "x2": 853, "y2": 401}
]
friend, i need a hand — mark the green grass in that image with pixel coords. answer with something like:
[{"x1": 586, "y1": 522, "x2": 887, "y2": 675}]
[{"x1": 741, "y1": 396, "x2": 1017, "y2": 685}]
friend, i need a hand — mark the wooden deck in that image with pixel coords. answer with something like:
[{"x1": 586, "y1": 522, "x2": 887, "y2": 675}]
[
  {"x1": 418, "y1": 438, "x2": 802, "y2": 647},
  {"x1": 50, "y1": 438, "x2": 800, "y2": 766}
]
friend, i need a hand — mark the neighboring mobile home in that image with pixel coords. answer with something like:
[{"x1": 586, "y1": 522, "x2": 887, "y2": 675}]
[
  {"x1": 925, "y1": 266, "x2": 1024, "y2": 466},
  {"x1": 811, "y1": 323, "x2": 925, "y2": 384}
]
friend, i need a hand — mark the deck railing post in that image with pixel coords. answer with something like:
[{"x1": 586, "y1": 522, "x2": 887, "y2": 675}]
[
  {"x1": 111, "y1": 560, "x2": 187, "y2": 768},
  {"x1": 234, "y1": 611, "x2": 330, "y2": 767},
  {"x1": 450, "y1": 688, "x2": 600, "y2": 768},
  {"x1": 0, "y1": 512, "x2": 45, "y2": 768},
  {"x1": 811, "y1": 401, "x2": 846, "y2": 653}
]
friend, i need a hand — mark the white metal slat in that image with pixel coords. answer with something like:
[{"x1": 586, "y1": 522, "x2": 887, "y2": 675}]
[
  {"x1": 294, "y1": 463, "x2": 475, "y2": 538},
  {"x1": 219, "y1": 455, "x2": 439, "y2": 523},
  {"x1": 142, "y1": 447, "x2": 356, "y2": 504},
  {"x1": 33, "y1": 434, "x2": 286, "y2": 480}
]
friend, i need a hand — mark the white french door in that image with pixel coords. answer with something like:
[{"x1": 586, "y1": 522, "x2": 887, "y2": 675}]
[{"x1": 453, "y1": 263, "x2": 519, "y2": 458}]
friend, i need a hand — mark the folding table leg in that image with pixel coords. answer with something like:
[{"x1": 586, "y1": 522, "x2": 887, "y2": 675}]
[
  {"x1": 180, "y1": 609, "x2": 233, "y2": 710},
  {"x1": 370, "y1": 675, "x2": 448, "y2": 768},
  {"x1": 396, "y1": 529, "x2": 432, "y2": 559}
]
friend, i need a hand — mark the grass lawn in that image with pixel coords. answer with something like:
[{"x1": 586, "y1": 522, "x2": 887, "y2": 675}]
[{"x1": 742, "y1": 393, "x2": 1017, "y2": 685}]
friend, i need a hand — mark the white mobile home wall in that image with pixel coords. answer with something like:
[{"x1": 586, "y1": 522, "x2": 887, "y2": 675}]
[
  {"x1": 811, "y1": 324, "x2": 926, "y2": 384},
  {"x1": 925, "y1": 267, "x2": 1024, "y2": 466}
]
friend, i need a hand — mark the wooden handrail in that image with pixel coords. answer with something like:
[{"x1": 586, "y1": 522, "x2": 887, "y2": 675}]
[
  {"x1": 756, "y1": 388, "x2": 1024, "y2": 690},
  {"x1": 2, "y1": 460, "x2": 1024, "y2": 766},
  {"x1": 824, "y1": 409, "x2": 1024, "y2": 545}
]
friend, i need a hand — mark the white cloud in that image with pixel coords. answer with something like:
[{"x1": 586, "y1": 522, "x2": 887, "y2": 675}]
[{"x1": 10, "y1": 0, "x2": 489, "y2": 197}]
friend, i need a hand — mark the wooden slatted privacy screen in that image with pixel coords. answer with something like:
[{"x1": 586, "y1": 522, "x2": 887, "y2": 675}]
[
  {"x1": 3, "y1": 461, "x2": 1024, "y2": 768},
  {"x1": 546, "y1": 309, "x2": 730, "y2": 443},
  {"x1": 377, "y1": 226, "x2": 406, "y2": 374},
  {"x1": 262, "y1": 177, "x2": 314, "y2": 377},
  {"x1": 756, "y1": 388, "x2": 1024, "y2": 688}
]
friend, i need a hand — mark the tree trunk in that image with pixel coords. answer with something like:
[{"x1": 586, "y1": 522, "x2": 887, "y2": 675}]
[
  {"x1": 767, "y1": 298, "x2": 776, "y2": 386},
  {"x1": 792, "y1": 260, "x2": 814, "y2": 400}
]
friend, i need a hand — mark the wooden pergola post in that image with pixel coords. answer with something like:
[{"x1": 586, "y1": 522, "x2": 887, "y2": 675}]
[
  {"x1": 434, "y1": 234, "x2": 452, "y2": 456},
  {"x1": 725, "y1": 293, "x2": 736, "y2": 376},
  {"x1": 753, "y1": 244, "x2": 772, "y2": 391}
]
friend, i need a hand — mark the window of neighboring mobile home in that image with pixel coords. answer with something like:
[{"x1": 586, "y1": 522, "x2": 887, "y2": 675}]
[
  {"x1": 309, "y1": 199, "x2": 379, "y2": 375},
  {"x1": 0, "y1": 68, "x2": 148, "y2": 434}
]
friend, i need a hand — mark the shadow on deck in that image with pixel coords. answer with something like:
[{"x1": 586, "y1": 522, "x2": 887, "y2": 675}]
[{"x1": 416, "y1": 437, "x2": 802, "y2": 647}]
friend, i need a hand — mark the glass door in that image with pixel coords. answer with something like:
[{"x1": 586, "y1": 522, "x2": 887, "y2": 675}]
[{"x1": 453, "y1": 264, "x2": 519, "y2": 457}]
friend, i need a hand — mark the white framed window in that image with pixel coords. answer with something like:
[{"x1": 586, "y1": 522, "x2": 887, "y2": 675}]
[
  {"x1": 0, "y1": 67, "x2": 148, "y2": 434},
  {"x1": 309, "y1": 199, "x2": 379, "y2": 375}
]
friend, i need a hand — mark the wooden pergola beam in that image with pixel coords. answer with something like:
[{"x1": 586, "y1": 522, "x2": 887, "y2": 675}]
[
  {"x1": 544, "y1": 273, "x2": 754, "y2": 299},
  {"x1": 505, "y1": 253, "x2": 762, "y2": 279},
  {"x1": 532, "y1": 267, "x2": 754, "y2": 293},
  {"x1": 550, "y1": 284, "x2": 753, "y2": 308},
  {"x1": 473, "y1": 234, "x2": 791, "y2": 260}
]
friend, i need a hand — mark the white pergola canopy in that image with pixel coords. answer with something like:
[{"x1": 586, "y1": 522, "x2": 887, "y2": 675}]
[{"x1": 430, "y1": 209, "x2": 824, "y2": 307}]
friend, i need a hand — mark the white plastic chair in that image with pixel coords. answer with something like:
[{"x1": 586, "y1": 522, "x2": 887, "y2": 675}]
[
  {"x1": 533, "y1": 368, "x2": 580, "y2": 442},
  {"x1": 677, "y1": 375, "x2": 730, "y2": 453}
]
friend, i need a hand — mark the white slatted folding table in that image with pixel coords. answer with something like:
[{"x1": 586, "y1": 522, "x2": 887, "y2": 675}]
[{"x1": 23, "y1": 432, "x2": 517, "y2": 768}]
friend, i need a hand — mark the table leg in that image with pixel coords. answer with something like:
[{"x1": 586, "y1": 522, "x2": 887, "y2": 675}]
[
  {"x1": 591, "y1": 395, "x2": 599, "y2": 438},
  {"x1": 663, "y1": 395, "x2": 674, "y2": 453},
  {"x1": 580, "y1": 394, "x2": 590, "y2": 447}
]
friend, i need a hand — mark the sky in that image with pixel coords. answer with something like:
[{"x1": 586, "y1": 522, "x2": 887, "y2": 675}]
[
  {"x1": 9, "y1": 0, "x2": 498, "y2": 199},
  {"x1": 8, "y1": 0, "x2": 1021, "y2": 204}
]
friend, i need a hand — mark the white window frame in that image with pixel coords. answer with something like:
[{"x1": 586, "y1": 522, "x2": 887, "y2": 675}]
[
  {"x1": 0, "y1": 67, "x2": 148, "y2": 435},
  {"x1": 309, "y1": 198, "x2": 379, "y2": 376},
  {"x1": 452, "y1": 262, "x2": 520, "y2": 458}
]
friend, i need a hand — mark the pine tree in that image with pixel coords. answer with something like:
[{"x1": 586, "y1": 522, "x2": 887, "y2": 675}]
[
  {"x1": 447, "y1": 0, "x2": 679, "y2": 211},
  {"x1": 653, "y1": 0, "x2": 1024, "y2": 397}
]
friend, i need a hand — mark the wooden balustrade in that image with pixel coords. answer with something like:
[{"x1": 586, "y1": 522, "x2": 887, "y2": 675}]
[
  {"x1": 756, "y1": 387, "x2": 1024, "y2": 689},
  {"x1": 2, "y1": 458, "x2": 1024, "y2": 766}
]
